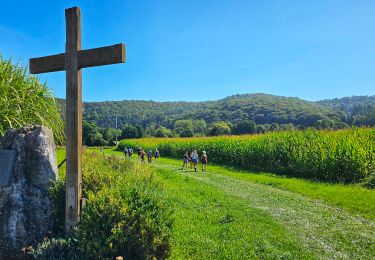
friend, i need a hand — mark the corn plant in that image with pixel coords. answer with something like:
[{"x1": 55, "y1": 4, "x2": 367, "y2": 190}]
[
  {"x1": 0, "y1": 56, "x2": 64, "y2": 143},
  {"x1": 119, "y1": 128, "x2": 375, "y2": 183}
]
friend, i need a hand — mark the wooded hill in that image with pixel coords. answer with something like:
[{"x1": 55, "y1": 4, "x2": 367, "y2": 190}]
[{"x1": 57, "y1": 93, "x2": 375, "y2": 130}]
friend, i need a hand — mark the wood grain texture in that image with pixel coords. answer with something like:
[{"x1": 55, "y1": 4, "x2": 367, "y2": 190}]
[
  {"x1": 78, "y1": 43, "x2": 126, "y2": 68},
  {"x1": 28, "y1": 6, "x2": 126, "y2": 233},
  {"x1": 29, "y1": 53, "x2": 65, "y2": 74},
  {"x1": 65, "y1": 6, "x2": 82, "y2": 233}
]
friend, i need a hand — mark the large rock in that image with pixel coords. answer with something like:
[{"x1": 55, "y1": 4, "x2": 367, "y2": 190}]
[{"x1": 0, "y1": 125, "x2": 58, "y2": 253}]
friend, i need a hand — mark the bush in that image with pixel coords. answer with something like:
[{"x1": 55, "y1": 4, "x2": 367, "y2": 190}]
[
  {"x1": 31, "y1": 238, "x2": 81, "y2": 260},
  {"x1": 45, "y1": 151, "x2": 172, "y2": 259},
  {"x1": 361, "y1": 173, "x2": 375, "y2": 189}
]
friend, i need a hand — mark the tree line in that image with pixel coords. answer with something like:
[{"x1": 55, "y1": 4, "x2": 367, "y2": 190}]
[{"x1": 75, "y1": 93, "x2": 375, "y2": 145}]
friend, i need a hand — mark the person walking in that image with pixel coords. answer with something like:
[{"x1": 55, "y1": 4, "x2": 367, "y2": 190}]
[
  {"x1": 191, "y1": 150, "x2": 199, "y2": 172},
  {"x1": 128, "y1": 147, "x2": 133, "y2": 158},
  {"x1": 154, "y1": 148, "x2": 160, "y2": 162},
  {"x1": 123, "y1": 146, "x2": 129, "y2": 158},
  {"x1": 137, "y1": 146, "x2": 142, "y2": 159},
  {"x1": 147, "y1": 150, "x2": 153, "y2": 163},
  {"x1": 189, "y1": 150, "x2": 193, "y2": 169},
  {"x1": 140, "y1": 149, "x2": 145, "y2": 163},
  {"x1": 181, "y1": 151, "x2": 189, "y2": 170},
  {"x1": 201, "y1": 151, "x2": 208, "y2": 172}
]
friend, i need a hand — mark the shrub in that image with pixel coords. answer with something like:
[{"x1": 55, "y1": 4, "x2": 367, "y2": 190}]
[
  {"x1": 361, "y1": 173, "x2": 375, "y2": 189},
  {"x1": 30, "y1": 238, "x2": 81, "y2": 260},
  {"x1": 45, "y1": 151, "x2": 172, "y2": 259}
]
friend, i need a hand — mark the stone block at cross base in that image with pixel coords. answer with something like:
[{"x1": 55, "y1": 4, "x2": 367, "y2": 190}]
[{"x1": 0, "y1": 125, "x2": 58, "y2": 253}]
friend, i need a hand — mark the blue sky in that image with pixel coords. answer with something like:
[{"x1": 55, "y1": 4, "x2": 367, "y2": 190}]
[{"x1": 1, "y1": 0, "x2": 374, "y2": 102}]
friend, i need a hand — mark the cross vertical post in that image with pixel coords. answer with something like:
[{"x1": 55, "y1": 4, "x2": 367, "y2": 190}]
[
  {"x1": 28, "y1": 6, "x2": 126, "y2": 233},
  {"x1": 65, "y1": 7, "x2": 82, "y2": 232}
]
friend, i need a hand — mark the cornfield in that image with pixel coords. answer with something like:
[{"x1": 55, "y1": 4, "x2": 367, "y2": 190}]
[
  {"x1": 0, "y1": 56, "x2": 64, "y2": 144},
  {"x1": 119, "y1": 128, "x2": 375, "y2": 183}
]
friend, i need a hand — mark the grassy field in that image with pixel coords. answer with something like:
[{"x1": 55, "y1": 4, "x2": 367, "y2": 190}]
[
  {"x1": 57, "y1": 148, "x2": 375, "y2": 259},
  {"x1": 118, "y1": 128, "x2": 375, "y2": 183}
]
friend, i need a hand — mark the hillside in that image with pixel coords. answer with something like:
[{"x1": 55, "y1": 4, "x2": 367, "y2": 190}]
[
  {"x1": 317, "y1": 95, "x2": 375, "y2": 112},
  {"x1": 56, "y1": 93, "x2": 375, "y2": 130}
]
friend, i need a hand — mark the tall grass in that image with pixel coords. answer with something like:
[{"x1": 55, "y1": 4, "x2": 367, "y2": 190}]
[
  {"x1": 119, "y1": 128, "x2": 375, "y2": 183},
  {"x1": 0, "y1": 56, "x2": 64, "y2": 143}
]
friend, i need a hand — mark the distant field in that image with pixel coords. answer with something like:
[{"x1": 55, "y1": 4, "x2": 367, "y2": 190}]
[
  {"x1": 118, "y1": 128, "x2": 375, "y2": 183},
  {"x1": 58, "y1": 148, "x2": 375, "y2": 258}
]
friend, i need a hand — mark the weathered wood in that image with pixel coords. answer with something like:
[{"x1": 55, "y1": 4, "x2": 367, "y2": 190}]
[
  {"x1": 65, "y1": 6, "x2": 82, "y2": 232},
  {"x1": 28, "y1": 6, "x2": 125, "y2": 232},
  {"x1": 78, "y1": 44, "x2": 126, "y2": 68},
  {"x1": 29, "y1": 53, "x2": 65, "y2": 74},
  {"x1": 29, "y1": 44, "x2": 126, "y2": 74}
]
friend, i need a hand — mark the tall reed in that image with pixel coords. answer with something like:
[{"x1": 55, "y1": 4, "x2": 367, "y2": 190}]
[{"x1": 0, "y1": 56, "x2": 64, "y2": 143}]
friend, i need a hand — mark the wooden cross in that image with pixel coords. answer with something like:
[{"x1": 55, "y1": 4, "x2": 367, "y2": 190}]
[{"x1": 29, "y1": 6, "x2": 126, "y2": 232}]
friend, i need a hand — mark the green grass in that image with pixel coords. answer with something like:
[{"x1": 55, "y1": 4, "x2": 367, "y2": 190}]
[
  {"x1": 57, "y1": 148, "x2": 375, "y2": 259},
  {"x1": 119, "y1": 128, "x2": 375, "y2": 183},
  {"x1": 157, "y1": 157, "x2": 375, "y2": 222}
]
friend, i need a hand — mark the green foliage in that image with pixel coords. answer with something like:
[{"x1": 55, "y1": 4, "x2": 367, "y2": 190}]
[
  {"x1": 174, "y1": 119, "x2": 194, "y2": 137},
  {"x1": 208, "y1": 121, "x2": 231, "y2": 136},
  {"x1": 193, "y1": 119, "x2": 207, "y2": 135},
  {"x1": 82, "y1": 121, "x2": 120, "y2": 146},
  {"x1": 47, "y1": 151, "x2": 172, "y2": 259},
  {"x1": 119, "y1": 128, "x2": 375, "y2": 183},
  {"x1": 101, "y1": 127, "x2": 121, "y2": 145},
  {"x1": 31, "y1": 238, "x2": 81, "y2": 260},
  {"x1": 0, "y1": 56, "x2": 64, "y2": 143},
  {"x1": 83, "y1": 121, "x2": 106, "y2": 146},
  {"x1": 361, "y1": 173, "x2": 375, "y2": 189},
  {"x1": 155, "y1": 126, "x2": 173, "y2": 137},
  {"x1": 57, "y1": 93, "x2": 375, "y2": 136},
  {"x1": 121, "y1": 124, "x2": 143, "y2": 139},
  {"x1": 232, "y1": 120, "x2": 256, "y2": 134},
  {"x1": 49, "y1": 178, "x2": 66, "y2": 235}
]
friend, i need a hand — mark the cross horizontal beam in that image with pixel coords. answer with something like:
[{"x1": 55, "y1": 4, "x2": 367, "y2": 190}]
[{"x1": 29, "y1": 43, "x2": 126, "y2": 74}]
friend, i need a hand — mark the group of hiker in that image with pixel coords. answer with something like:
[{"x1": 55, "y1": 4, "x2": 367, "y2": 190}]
[
  {"x1": 123, "y1": 146, "x2": 160, "y2": 163},
  {"x1": 181, "y1": 149, "x2": 208, "y2": 172},
  {"x1": 123, "y1": 145, "x2": 208, "y2": 172}
]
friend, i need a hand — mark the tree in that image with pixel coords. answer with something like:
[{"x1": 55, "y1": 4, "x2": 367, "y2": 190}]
[
  {"x1": 255, "y1": 125, "x2": 266, "y2": 134},
  {"x1": 174, "y1": 120, "x2": 194, "y2": 137},
  {"x1": 121, "y1": 125, "x2": 139, "y2": 139},
  {"x1": 83, "y1": 121, "x2": 107, "y2": 146},
  {"x1": 269, "y1": 123, "x2": 280, "y2": 131},
  {"x1": 135, "y1": 125, "x2": 144, "y2": 138},
  {"x1": 232, "y1": 120, "x2": 256, "y2": 135},
  {"x1": 154, "y1": 126, "x2": 173, "y2": 137},
  {"x1": 193, "y1": 119, "x2": 207, "y2": 135},
  {"x1": 314, "y1": 119, "x2": 335, "y2": 129},
  {"x1": 100, "y1": 127, "x2": 121, "y2": 145},
  {"x1": 209, "y1": 122, "x2": 231, "y2": 136}
]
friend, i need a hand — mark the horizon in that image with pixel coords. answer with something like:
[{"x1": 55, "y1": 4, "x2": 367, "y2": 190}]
[
  {"x1": 57, "y1": 92, "x2": 375, "y2": 103},
  {"x1": 1, "y1": 0, "x2": 375, "y2": 102}
]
